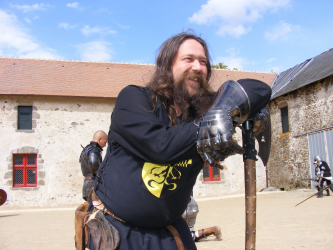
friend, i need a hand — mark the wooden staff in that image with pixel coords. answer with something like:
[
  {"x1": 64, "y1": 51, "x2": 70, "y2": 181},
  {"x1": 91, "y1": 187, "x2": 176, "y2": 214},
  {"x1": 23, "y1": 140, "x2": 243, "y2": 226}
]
[{"x1": 242, "y1": 121, "x2": 257, "y2": 250}]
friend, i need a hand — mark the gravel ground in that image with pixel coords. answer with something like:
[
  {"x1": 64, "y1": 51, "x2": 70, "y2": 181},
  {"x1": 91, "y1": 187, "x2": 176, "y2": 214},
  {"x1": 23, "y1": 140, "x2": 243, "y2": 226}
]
[{"x1": 0, "y1": 190, "x2": 332, "y2": 250}]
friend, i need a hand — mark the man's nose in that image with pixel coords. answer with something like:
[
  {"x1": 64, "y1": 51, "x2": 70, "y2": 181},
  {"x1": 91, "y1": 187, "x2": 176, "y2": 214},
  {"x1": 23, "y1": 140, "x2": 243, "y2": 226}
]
[{"x1": 191, "y1": 60, "x2": 203, "y2": 72}]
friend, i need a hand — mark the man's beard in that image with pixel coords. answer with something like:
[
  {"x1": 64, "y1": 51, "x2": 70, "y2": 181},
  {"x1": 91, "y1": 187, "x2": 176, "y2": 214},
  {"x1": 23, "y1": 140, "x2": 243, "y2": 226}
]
[{"x1": 173, "y1": 71, "x2": 213, "y2": 122}]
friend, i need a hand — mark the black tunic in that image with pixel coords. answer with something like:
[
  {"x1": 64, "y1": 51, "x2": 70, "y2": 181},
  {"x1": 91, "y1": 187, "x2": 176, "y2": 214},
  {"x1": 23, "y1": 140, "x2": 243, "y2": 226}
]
[{"x1": 91, "y1": 81, "x2": 271, "y2": 249}]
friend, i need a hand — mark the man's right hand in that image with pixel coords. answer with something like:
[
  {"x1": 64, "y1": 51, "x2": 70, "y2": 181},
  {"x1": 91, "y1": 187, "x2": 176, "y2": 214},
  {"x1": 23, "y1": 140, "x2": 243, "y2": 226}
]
[
  {"x1": 196, "y1": 80, "x2": 250, "y2": 168},
  {"x1": 196, "y1": 114, "x2": 244, "y2": 169}
]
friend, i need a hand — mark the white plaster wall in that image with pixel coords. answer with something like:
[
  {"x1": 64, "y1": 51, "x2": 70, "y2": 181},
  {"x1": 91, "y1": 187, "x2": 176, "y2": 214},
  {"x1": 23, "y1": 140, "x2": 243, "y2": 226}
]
[
  {"x1": 193, "y1": 128, "x2": 267, "y2": 198},
  {"x1": 0, "y1": 96, "x2": 114, "y2": 208}
]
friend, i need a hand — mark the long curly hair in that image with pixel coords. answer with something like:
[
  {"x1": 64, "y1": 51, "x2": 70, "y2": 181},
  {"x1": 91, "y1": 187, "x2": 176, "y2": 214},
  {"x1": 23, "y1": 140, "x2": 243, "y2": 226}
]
[{"x1": 147, "y1": 31, "x2": 213, "y2": 125}]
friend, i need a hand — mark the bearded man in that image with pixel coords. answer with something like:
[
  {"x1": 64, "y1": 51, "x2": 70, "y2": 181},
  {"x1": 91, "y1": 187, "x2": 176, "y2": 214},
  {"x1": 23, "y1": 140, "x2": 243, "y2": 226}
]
[{"x1": 85, "y1": 31, "x2": 271, "y2": 250}]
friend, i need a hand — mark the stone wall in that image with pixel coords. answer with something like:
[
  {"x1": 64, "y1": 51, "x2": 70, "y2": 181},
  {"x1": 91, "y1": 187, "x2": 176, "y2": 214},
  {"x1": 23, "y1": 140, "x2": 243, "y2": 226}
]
[
  {"x1": 268, "y1": 76, "x2": 333, "y2": 190},
  {"x1": 0, "y1": 95, "x2": 268, "y2": 207},
  {"x1": 0, "y1": 95, "x2": 114, "y2": 208}
]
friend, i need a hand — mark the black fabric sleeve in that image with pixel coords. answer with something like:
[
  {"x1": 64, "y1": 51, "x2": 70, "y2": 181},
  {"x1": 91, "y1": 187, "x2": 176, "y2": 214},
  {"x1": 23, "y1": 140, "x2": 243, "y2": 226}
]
[
  {"x1": 110, "y1": 85, "x2": 198, "y2": 164},
  {"x1": 237, "y1": 79, "x2": 272, "y2": 117}
]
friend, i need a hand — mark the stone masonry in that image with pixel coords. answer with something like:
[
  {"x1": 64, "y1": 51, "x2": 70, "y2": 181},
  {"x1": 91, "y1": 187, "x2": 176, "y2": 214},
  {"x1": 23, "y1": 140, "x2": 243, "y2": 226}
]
[
  {"x1": 268, "y1": 75, "x2": 333, "y2": 190},
  {"x1": 0, "y1": 95, "x2": 114, "y2": 207}
]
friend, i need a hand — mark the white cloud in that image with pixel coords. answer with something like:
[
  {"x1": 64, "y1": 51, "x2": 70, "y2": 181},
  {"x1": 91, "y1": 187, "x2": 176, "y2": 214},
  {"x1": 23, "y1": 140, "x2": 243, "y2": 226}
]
[
  {"x1": 81, "y1": 25, "x2": 117, "y2": 36},
  {"x1": 0, "y1": 10, "x2": 60, "y2": 59},
  {"x1": 264, "y1": 20, "x2": 299, "y2": 41},
  {"x1": 58, "y1": 22, "x2": 76, "y2": 30},
  {"x1": 25, "y1": 18, "x2": 32, "y2": 24},
  {"x1": 67, "y1": 2, "x2": 82, "y2": 10},
  {"x1": 189, "y1": 0, "x2": 291, "y2": 37},
  {"x1": 25, "y1": 15, "x2": 39, "y2": 25},
  {"x1": 267, "y1": 57, "x2": 277, "y2": 63},
  {"x1": 76, "y1": 41, "x2": 113, "y2": 61},
  {"x1": 214, "y1": 48, "x2": 247, "y2": 70},
  {"x1": 10, "y1": 3, "x2": 51, "y2": 13},
  {"x1": 117, "y1": 23, "x2": 130, "y2": 29}
]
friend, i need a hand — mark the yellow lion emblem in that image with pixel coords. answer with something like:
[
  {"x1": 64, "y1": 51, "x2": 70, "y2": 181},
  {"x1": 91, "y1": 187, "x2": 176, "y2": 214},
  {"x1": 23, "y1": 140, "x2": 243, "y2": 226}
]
[{"x1": 142, "y1": 160, "x2": 192, "y2": 198}]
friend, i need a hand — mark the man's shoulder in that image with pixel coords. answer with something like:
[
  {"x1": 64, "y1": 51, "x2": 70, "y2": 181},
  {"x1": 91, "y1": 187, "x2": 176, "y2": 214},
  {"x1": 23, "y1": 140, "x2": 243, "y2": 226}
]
[
  {"x1": 118, "y1": 85, "x2": 153, "y2": 100},
  {"x1": 322, "y1": 161, "x2": 329, "y2": 166},
  {"x1": 121, "y1": 85, "x2": 150, "y2": 93},
  {"x1": 86, "y1": 142, "x2": 101, "y2": 154}
]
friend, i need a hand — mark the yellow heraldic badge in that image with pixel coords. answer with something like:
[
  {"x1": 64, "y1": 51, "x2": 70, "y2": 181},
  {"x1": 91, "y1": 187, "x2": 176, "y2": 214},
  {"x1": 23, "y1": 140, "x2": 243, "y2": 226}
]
[{"x1": 142, "y1": 160, "x2": 192, "y2": 198}]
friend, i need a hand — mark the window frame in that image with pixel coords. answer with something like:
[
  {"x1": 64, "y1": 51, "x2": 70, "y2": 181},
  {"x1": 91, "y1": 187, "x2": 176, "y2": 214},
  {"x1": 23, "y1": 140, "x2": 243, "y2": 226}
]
[
  {"x1": 13, "y1": 154, "x2": 37, "y2": 187},
  {"x1": 203, "y1": 164, "x2": 221, "y2": 182},
  {"x1": 281, "y1": 106, "x2": 289, "y2": 133},
  {"x1": 17, "y1": 106, "x2": 33, "y2": 130}
]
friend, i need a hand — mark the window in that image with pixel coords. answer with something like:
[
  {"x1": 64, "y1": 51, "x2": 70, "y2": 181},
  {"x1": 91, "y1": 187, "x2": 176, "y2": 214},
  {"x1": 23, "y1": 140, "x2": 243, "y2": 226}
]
[
  {"x1": 203, "y1": 164, "x2": 221, "y2": 181},
  {"x1": 13, "y1": 154, "x2": 37, "y2": 187},
  {"x1": 18, "y1": 106, "x2": 33, "y2": 130},
  {"x1": 281, "y1": 106, "x2": 289, "y2": 133}
]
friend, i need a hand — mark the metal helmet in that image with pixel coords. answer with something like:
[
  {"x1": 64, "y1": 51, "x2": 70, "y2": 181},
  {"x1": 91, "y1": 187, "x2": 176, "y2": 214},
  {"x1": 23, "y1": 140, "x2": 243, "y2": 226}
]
[{"x1": 314, "y1": 156, "x2": 321, "y2": 164}]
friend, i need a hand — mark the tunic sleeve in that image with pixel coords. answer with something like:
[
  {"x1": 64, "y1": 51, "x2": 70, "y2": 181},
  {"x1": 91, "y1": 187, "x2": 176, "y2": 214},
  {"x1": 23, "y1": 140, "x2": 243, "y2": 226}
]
[{"x1": 110, "y1": 85, "x2": 198, "y2": 164}]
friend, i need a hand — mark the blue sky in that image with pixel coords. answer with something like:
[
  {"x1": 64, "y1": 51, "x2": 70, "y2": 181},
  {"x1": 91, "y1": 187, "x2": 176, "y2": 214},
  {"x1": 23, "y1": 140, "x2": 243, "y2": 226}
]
[{"x1": 0, "y1": 0, "x2": 332, "y2": 73}]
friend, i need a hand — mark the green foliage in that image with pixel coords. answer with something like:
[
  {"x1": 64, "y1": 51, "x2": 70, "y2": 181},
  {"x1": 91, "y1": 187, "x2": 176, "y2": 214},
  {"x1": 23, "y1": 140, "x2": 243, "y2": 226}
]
[{"x1": 212, "y1": 62, "x2": 228, "y2": 69}]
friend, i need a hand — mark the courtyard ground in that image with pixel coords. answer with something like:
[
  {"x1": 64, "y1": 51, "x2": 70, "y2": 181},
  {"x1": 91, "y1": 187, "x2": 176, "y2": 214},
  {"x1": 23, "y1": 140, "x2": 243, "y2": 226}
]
[{"x1": 0, "y1": 190, "x2": 332, "y2": 250}]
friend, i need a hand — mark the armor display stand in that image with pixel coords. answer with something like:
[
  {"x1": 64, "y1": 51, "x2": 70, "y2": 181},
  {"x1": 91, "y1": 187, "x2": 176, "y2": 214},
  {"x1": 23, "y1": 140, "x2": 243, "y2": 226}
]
[{"x1": 242, "y1": 121, "x2": 257, "y2": 250}]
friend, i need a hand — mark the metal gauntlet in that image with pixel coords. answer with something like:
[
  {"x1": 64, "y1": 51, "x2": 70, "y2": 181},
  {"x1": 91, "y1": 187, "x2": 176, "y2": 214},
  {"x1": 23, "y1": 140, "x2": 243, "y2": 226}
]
[{"x1": 197, "y1": 80, "x2": 250, "y2": 168}]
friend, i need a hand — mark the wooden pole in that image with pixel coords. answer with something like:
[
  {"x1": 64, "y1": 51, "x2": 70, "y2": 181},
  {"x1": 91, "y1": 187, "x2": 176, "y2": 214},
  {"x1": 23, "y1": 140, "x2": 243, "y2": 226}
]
[{"x1": 243, "y1": 121, "x2": 257, "y2": 250}]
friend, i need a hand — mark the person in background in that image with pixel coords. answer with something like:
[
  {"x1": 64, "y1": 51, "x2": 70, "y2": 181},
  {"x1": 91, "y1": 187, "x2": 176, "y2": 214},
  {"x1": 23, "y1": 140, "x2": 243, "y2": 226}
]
[
  {"x1": 314, "y1": 156, "x2": 333, "y2": 198},
  {"x1": 79, "y1": 130, "x2": 107, "y2": 201},
  {"x1": 182, "y1": 195, "x2": 222, "y2": 241}
]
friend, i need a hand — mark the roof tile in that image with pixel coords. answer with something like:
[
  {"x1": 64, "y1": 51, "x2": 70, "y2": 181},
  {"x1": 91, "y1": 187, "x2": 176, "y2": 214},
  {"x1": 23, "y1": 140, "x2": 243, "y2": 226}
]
[{"x1": 0, "y1": 57, "x2": 276, "y2": 98}]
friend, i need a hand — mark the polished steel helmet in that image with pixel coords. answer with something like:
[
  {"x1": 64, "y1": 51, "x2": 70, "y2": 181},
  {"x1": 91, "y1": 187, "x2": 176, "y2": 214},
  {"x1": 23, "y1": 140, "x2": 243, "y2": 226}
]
[{"x1": 314, "y1": 156, "x2": 321, "y2": 164}]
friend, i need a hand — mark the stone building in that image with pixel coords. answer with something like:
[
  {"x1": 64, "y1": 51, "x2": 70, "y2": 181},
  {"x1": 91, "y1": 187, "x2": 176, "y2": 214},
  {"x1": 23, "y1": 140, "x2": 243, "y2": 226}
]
[
  {"x1": 268, "y1": 48, "x2": 333, "y2": 190},
  {"x1": 0, "y1": 57, "x2": 276, "y2": 208}
]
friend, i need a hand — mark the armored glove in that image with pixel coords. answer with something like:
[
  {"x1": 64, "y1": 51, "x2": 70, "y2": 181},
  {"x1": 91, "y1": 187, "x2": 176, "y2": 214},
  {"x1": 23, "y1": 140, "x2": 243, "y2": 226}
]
[{"x1": 197, "y1": 80, "x2": 250, "y2": 168}]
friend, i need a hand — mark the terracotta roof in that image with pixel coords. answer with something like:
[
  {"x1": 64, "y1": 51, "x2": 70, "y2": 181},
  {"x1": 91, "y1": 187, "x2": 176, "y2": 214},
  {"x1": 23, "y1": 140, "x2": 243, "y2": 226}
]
[{"x1": 0, "y1": 57, "x2": 277, "y2": 98}]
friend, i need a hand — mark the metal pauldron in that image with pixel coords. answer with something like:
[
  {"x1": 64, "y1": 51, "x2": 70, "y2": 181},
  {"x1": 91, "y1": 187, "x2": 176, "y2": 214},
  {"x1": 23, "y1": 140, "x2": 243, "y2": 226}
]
[{"x1": 199, "y1": 80, "x2": 251, "y2": 142}]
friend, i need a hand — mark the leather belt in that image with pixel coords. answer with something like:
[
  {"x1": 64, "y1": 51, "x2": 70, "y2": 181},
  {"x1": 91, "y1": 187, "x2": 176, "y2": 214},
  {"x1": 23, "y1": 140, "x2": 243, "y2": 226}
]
[
  {"x1": 166, "y1": 225, "x2": 185, "y2": 250},
  {"x1": 91, "y1": 192, "x2": 184, "y2": 250},
  {"x1": 91, "y1": 191, "x2": 126, "y2": 223}
]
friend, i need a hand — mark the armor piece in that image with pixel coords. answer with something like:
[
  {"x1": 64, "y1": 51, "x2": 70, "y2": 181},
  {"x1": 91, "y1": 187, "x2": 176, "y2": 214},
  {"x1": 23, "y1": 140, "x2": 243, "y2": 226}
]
[
  {"x1": 80, "y1": 142, "x2": 102, "y2": 176},
  {"x1": 182, "y1": 196, "x2": 199, "y2": 231},
  {"x1": 197, "y1": 80, "x2": 250, "y2": 168},
  {"x1": 314, "y1": 156, "x2": 321, "y2": 164},
  {"x1": 80, "y1": 142, "x2": 103, "y2": 200}
]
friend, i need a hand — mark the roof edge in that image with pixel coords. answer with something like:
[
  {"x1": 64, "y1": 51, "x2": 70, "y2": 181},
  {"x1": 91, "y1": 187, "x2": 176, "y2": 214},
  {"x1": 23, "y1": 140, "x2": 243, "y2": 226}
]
[
  {"x1": 0, "y1": 56, "x2": 156, "y2": 66},
  {"x1": 0, "y1": 93, "x2": 117, "y2": 100},
  {"x1": 0, "y1": 56, "x2": 276, "y2": 74}
]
